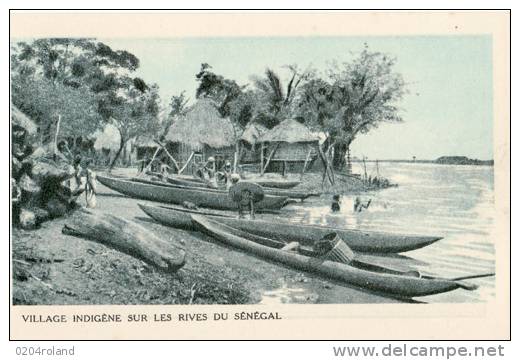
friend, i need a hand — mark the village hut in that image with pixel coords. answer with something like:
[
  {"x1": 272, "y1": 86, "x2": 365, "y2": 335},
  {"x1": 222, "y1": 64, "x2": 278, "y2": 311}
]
[
  {"x1": 165, "y1": 99, "x2": 236, "y2": 174},
  {"x1": 92, "y1": 123, "x2": 121, "y2": 165},
  {"x1": 239, "y1": 122, "x2": 268, "y2": 164},
  {"x1": 259, "y1": 119, "x2": 320, "y2": 175}
]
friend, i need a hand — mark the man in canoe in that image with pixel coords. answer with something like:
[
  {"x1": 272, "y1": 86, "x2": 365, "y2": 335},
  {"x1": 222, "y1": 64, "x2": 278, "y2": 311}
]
[
  {"x1": 159, "y1": 162, "x2": 171, "y2": 183},
  {"x1": 222, "y1": 160, "x2": 233, "y2": 190},
  {"x1": 200, "y1": 156, "x2": 218, "y2": 189}
]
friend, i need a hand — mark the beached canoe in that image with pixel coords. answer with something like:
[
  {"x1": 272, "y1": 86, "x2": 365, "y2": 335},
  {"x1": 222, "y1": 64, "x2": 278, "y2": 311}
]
[
  {"x1": 98, "y1": 175, "x2": 290, "y2": 211},
  {"x1": 191, "y1": 215, "x2": 476, "y2": 298},
  {"x1": 246, "y1": 179, "x2": 301, "y2": 189},
  {"x1": 130, "y1": 176, "x2": 318, "y2": 201},
  {"x1": 138, "y1": 203, "x2": 442, "y2": 253}
]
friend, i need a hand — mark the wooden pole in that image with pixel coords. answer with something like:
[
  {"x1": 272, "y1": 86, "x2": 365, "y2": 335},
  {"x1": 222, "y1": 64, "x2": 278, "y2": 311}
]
[
  {"x1": 142, "y1": 147, "x2": 161, "y2": 174},
  {"x1": 363, "y1": 156, "x2": 368, "y2": 184},
  {"x1": 260, "y1": 142, "x2": 265, "y2": 175},
  {"x1": 154, "y1": 141, "x2": 180, "y2": 172},
  {"x1": 53, "y1": 114, "x2": 61, "y2": 159},
  {"x1": 300, "y1": 146, "x2": 313, "y2": 181},
  {"x1": 262, "y1": 143, "x2": 280, "y2": 175},
  {"x1": 178, "y1": 151, "x2": 195, "y2": 174}
]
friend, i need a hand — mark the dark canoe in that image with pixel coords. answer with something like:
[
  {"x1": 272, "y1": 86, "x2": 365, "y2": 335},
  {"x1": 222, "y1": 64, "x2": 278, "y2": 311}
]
[
  {"x1": 98, "y1": 175, "x2": 290, "y2": 211},
  {"x1": 138, "y1": 203, "x2": 442, "y2": 253},
  {"x1": 247, "y1": 179, "x2": 301, "y2": 189},
  {"x1": 191, "y1": 215, "x2": 474, "y2": 298},
  {"x1": 131, "y1": 176, "x2": 318, "y2": 201}
]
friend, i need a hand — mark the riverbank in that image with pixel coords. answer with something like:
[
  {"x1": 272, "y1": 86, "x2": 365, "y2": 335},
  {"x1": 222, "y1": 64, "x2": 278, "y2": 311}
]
[{"x1": 12, "y1": 167, "x2": 400, "y2": 305}]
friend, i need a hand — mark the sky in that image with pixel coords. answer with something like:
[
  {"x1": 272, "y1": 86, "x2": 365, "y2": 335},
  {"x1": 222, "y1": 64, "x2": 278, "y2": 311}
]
[{"x1": 101, "y1": 36, "x2": 493, "y2": 160}]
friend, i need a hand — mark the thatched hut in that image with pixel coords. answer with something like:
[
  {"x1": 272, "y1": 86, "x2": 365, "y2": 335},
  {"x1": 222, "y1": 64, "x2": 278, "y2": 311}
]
[
  {"x1": 239, "y1": 122, "x2": 268, "y2": 164},
  {"x1": 165, "y1": 99, "x2": 236, "y2": 173},
  {"x1": 259, "y1": 119, "x2": 320, "y2": 174}
]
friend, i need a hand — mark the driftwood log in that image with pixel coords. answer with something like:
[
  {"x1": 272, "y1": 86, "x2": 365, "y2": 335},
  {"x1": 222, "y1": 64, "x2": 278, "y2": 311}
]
[{"x1": 62, "y1": 208, "x2": 186, "y2": 273}]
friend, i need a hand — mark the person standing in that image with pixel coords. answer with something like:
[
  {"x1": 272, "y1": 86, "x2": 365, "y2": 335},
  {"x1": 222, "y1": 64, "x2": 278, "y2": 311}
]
[
  {"x1": 331, "y1": 194, "x2": 341, "y2": 212},
  {"x1": 84, "y1": 159, "x2": 97, "y2": 208}
]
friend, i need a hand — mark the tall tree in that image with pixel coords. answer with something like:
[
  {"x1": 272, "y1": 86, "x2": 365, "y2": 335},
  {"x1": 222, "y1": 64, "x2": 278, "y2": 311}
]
[
  {"x1": 10, "y1": 39, "x2": 144, "y2": 155},
  {"x1": 195, "y1": 63, "x2": 244, "y2": 117},
  {"x1": 160, "y1": 91, "x2": 190, "y2": 139},
  {"x1": 296, "y1": 47, "x2": 406, "y2": 170},
  {"x1": 96, "y1": 78, "x2": 161, "y2": 170},
  {"x1": 251, "y1": 65, "x2": 311, "y2": 128},
  {"x1": 11, "y1": 38, "x2": 162, "y2": 168}
]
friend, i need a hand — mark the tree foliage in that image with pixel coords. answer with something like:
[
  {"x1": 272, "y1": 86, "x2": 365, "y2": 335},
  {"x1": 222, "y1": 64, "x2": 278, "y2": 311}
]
[
  {"x1": 295, "y1": 46, "x2": 406, "y2": 169},
  {"x1": 251, "y1": 65, "x2": 311, "y2": 128},
  {"x1": 11, "y1": 38, "x2": 160, "y2": 167}
]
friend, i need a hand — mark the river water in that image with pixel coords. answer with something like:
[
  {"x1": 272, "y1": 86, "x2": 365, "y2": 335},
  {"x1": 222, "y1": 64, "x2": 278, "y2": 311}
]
[{"x1": 281, "y1": 162, "x2": 495, "y2": 303}]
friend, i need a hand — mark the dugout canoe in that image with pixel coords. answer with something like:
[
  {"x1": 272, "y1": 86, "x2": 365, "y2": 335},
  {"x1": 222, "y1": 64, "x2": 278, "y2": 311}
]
[
  {"x1": 191, "y1": 215, "x2": 476, "y2": 298},
  {"x1": 98, "y1": 175, "x2": 290, "y2": 211},
  {"x1": 246, "y1": 179, "x2": 301, "y2": 189},
  {"x1": 138, "y1": 203, "x2": 442, "y2": 253},
  {"x1": 130, "y1": 176, "x2": 318, "y2": 201}
]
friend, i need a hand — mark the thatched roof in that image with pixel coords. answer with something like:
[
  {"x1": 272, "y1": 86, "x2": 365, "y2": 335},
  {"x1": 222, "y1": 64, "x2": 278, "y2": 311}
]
[
  {"x1": 165, "y1": 99, "x2": 235, "y2": 149},
  {"x1": 134, "y1": 136, "x2": 158, "y2": 149},
  {"x1": 241, "y1": 122, "x2": 268, "y2": 145},
  {"x1": 260, "y1": 119, "x2": 319, "y2": 143},
  {"x1": 11, "y1": 104, "x2": 38, "y2": 135},
  {"x1": 93, "y1": 123, "x2": 121, "y2": 151}
]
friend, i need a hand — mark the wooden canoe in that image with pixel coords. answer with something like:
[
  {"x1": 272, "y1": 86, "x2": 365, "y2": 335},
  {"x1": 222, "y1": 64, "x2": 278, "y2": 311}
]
[
  {"x1": 98, "y1": 175, "x2": 290, "y2": 211},
  {"x1": 191, "y1": 215, "x2": 475, "y2": 298},
  {"x1": 138, "y1": 203, "x2": 442, "y2": 253},
  {"x1": 131, "y1": 176, "x2": 318, "y2": 201},
  {"x1": 246, "y1": 179, "x2": 301, "y2": 189}
]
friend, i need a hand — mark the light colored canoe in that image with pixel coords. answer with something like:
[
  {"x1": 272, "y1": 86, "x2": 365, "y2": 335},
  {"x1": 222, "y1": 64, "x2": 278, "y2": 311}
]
[
  {"x1": 98, "y1": 175, "x2": 290, "y2": 211},
  {"x1": 191, "y1": 215, "x2": 476, "y2": 298},
  {"x1": 138, "y1": 203, "x2": 442, "y2": 253}
]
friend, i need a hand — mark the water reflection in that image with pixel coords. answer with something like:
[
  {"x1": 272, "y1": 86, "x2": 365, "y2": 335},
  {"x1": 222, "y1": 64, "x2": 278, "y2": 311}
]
[{"x1": 281, "y1": 162, "x2": 495, "y2": 303}]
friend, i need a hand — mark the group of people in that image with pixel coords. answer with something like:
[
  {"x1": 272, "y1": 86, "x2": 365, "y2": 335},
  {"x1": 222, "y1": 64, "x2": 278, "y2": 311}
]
[
  {"x1": 195, "y1": 156, "x2": 237, "y2": 190},
  {"x1": 330, "y1": 195, "x2": 372, "y2": 213}
]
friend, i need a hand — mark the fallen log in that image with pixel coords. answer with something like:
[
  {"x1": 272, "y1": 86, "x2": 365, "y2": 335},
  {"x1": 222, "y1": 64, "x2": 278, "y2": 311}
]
[{"x1": 62, "y1": 208, "x2": 186, "y2": 273}]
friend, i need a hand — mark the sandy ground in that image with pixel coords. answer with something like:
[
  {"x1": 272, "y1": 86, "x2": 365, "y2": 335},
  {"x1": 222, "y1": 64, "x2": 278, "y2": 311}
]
[{"x1": 12, "y1": 168, "x2": 402, "y2": 305}]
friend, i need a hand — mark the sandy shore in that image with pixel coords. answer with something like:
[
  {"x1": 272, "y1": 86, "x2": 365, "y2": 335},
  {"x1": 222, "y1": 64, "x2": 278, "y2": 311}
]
[{"x1": 12, "y1": 168, "x2": 402, "y2": 305}]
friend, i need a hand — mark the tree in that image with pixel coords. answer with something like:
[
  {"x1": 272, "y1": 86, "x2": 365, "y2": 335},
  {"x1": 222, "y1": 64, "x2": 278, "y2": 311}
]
[
  {"x1": 10, "y1": 38, "x2": 144, "y2": 158},
  {"x1": 195, "y1": 63, "x2": 244, "y2": 117},
  {"x1": 159, "y1": 91, "x2": 190, "y2": 139},
  {"x1": 296, "y1": 47, "x2": 406, "y2": 170},
  {"x1": 96, "y1": 78, "x2": 161, "y2": 170},
  {"x1": 251, "y1": 65, "x2": 311, "y2": 128}
]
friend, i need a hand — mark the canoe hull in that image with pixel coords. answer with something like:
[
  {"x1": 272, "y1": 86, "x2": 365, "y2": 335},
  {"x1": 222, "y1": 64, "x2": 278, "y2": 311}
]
[
  {"x1": 138, "y1": 203, "x2": 442, "y2": 253},
  {"x1": 98, "y1": 176, "x2": 289, "y2": 211},
  {"x1": 250, "y1": 180, "x2": 301, "y2": 189},
  {"x1": 191, "y1": 215, "x2": 462, "y2": 298},
  {"x1": 132, "y1": 176, "x2": 316, "y2": 201}
]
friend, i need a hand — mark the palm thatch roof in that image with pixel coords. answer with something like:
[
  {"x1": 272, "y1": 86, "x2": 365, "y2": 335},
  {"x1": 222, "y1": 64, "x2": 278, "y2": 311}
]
[
  {"x1": 241, "y1": 122, "x2": 268, "y2": 145},
  {"x1": 11, "y1": 103, "x2": 38, "y2": 135},
  {"x1": 134, "y1": 136, "x2": 158, "y2": 149},
  {"x1": 165, "y1": 99, "x2": 235, "y2": 149},
  {"x1": 93, "y1": 123, "x2": 121, "y2": 151},
  {"x1": 260, "y1": 119, "x2": 319, "y2": 143}
]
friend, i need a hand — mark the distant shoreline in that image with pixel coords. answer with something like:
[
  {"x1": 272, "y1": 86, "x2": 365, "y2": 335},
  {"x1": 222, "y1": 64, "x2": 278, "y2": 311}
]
[{"x1": 353, "y1": 156, "x2": 494, "y2": 166}]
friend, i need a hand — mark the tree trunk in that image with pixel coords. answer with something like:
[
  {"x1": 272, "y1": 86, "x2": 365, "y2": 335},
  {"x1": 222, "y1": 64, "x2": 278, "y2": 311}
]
[
  {"x1": 109, "y1": 134, "x2": 126, "y2": 173},
  {"x1": 62, "y1": 208, "x2": 186, "y2": 273},
  {"x1": 332, "y1": 142, "x2": 349, "y2": 171}
]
